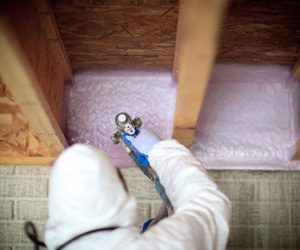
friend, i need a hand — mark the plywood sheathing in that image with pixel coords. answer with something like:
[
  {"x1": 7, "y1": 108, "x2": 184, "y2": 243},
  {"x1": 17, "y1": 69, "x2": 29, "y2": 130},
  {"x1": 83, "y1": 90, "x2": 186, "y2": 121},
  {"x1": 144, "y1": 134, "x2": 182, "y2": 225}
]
[
  {"x1": 52, "y1": 0, "x2": 300, "y2": 72},
  {"x1": 0, "y1": 79, "x2": 48, "y2": 157}
]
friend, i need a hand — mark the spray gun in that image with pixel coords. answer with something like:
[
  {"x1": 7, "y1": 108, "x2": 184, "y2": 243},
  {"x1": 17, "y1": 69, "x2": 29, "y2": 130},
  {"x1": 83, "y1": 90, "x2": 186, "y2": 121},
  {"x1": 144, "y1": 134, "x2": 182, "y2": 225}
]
[
  {"x1": 111, "y1": 113, "x2": 142, "y2": 143},
  {"x1": 111, "y1": 113, "x2": 153, "y2": 177},
  {"x1": 111, "y1": 112, "x2": 173, "y2": 227}
]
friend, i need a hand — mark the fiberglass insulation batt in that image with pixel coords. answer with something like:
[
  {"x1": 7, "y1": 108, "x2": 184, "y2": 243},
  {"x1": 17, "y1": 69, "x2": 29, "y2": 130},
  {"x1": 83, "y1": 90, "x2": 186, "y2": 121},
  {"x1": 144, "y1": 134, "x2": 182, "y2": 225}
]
[{"x1": 66, "y1": 65, "x2": 299, "y2": 169}]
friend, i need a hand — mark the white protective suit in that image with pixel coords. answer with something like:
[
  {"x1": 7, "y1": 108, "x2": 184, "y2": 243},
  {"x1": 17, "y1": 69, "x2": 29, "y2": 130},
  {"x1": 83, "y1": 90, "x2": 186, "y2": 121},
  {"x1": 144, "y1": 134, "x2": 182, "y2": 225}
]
[{"x1": 45, "y1": 140, "x2": 231, "y2": 250}]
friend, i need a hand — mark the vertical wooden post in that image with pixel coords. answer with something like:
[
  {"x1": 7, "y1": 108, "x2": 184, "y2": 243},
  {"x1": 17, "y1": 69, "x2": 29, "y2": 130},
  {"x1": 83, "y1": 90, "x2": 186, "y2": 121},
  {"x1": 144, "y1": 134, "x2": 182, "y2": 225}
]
[
  {"x1": 0, "y1": 0, "x2": 71, "y2": 164},
  {"x1": 293, "y1": 57, "x2": 300, "y2": 81},
  {"x1": 292, "y1": 57, "x2": 300, "y2": 160},
  {"x1": 172, "y1": 0, "x2": 226, "y2": 147},
  {"x1": 0, "y1": 20, "x2": 66, "y2": 157}
]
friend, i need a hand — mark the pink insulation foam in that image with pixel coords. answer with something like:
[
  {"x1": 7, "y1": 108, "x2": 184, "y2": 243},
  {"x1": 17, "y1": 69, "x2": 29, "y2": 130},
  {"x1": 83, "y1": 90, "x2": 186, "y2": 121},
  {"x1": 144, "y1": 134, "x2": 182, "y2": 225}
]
[
  {"x1": 66, "y1": 66, "x2": 300, "y2": 170},
  {"x1": 65, "y1": 71, "x2": 177, "y2": 167},
  {"x1": 191, "y1": 65, "x2": 300, "y2": 170}
]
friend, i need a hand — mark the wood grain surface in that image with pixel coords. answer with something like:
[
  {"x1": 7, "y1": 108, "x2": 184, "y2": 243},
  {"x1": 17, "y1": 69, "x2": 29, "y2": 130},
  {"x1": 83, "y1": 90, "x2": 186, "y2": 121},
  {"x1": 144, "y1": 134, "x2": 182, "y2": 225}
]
[
  {"x1": 0, "y1": 155, "x2": 56, "y2": 165},
  {"x1": 0, "y1": 4, "x2": 67, "y2": 158},
  {"x1": 52, "y1": 0, "x2": 300, "y2": 71},
  {"x1": 3, "y1": 0, "x2": 72, "y2": 126},
  {"x1": 293, "y1": 57, "x2": 300, "y2": 81},
  {"x1": 172, "y1": 0, "x2": 226, "y2": 147},
  {"x1": 217, "y1": 0, "x2": 300, "y2": 66},
  {"x1": 52, "y1": 1, "x2": 178, "y2": 71},
  {"x1": 0, "y1": 79, "x2": 49, "y2": 157}
]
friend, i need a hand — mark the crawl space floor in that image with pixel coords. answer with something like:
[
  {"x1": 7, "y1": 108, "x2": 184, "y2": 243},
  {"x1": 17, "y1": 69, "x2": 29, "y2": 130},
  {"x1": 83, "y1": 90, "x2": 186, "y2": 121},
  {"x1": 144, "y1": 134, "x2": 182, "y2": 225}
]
[{"x1": 65, "y1": 65, "x2": 300, "y2": 170}]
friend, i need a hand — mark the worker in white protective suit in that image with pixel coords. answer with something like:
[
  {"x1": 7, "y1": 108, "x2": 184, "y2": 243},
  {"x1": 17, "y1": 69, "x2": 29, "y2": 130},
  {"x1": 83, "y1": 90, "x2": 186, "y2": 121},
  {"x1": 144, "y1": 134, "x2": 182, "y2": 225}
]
[{"x1": 45, "y1": 130, "x2": 232, "y2": 250}]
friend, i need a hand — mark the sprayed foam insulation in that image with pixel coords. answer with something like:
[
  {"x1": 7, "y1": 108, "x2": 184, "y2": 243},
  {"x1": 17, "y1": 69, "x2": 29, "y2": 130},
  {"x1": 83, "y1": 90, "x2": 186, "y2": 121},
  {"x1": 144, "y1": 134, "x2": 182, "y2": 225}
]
[
  {"x1": 66, "y1": 71, "x2": 177, "y2": 167},
  {"x1": 66, "y1": 65, "x2": 300, "y2": 170},
  {"x1": 0, "y1": 79, "x2": 48, "y2": 156},
  {"x1": 191, "y1": 65, "x2": 300, "y2": 170}
]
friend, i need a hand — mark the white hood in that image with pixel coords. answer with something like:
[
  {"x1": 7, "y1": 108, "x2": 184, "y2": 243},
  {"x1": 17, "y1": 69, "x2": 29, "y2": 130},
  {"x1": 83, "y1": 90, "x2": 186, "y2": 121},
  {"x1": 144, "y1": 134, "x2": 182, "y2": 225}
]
[
  {"x1": 45, "y1": 140, "x2": 231, "y2": 250},
  {"x1": 45, "y1": 144, "x2": 137, "y2": 249}
]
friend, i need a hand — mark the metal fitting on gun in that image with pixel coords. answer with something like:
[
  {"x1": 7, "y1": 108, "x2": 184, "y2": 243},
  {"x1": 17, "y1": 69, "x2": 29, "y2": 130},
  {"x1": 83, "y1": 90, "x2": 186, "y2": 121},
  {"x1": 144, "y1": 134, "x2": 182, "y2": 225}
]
[{"x1": 111, "y1": 112, "x2": 142, "y2": 144}]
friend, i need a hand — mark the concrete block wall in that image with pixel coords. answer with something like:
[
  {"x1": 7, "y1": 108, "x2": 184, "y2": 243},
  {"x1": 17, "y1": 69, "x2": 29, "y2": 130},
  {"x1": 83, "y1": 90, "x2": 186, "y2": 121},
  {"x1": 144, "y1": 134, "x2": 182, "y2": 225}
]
[{"x1": 0, "y1": 165, "x2": 300, "y2": 249}]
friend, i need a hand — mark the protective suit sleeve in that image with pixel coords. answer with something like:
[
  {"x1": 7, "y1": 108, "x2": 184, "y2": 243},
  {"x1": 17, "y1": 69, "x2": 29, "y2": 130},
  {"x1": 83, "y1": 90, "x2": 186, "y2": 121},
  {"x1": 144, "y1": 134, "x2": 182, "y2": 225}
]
[{"x1": 136, "y1": 140, "x2": 231, "y2": 250}]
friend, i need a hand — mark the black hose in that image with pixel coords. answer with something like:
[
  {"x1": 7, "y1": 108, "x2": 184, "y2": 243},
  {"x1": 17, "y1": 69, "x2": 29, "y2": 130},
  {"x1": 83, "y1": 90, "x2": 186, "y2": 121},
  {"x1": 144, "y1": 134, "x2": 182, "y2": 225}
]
[{"x1": 24, "y1": 222, "x2": 46, "y2": 250}]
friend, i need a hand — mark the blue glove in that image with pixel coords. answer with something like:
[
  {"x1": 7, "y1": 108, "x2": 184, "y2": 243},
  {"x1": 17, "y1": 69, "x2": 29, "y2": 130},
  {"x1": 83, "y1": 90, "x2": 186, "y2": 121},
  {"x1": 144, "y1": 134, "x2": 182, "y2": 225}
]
[{"x1": 122, "y1": 129, "x2": 160, "y2": 167}]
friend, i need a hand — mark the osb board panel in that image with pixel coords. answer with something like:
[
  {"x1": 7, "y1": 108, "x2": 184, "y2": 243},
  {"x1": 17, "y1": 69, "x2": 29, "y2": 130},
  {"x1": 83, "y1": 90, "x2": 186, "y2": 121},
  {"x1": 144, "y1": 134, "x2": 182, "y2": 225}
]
[
  {"x1": 3, "y1": 0, "x2": 71, "y2": 126},
  {"x1": 53, "y1": 0, "x2": 300, "y2": 71},
  {"x1": 0, "y1": 79, "x2": 48, "y2": 157},
  {"x1": 52, "y1": 3, "x2": 178, "y2": 71}
]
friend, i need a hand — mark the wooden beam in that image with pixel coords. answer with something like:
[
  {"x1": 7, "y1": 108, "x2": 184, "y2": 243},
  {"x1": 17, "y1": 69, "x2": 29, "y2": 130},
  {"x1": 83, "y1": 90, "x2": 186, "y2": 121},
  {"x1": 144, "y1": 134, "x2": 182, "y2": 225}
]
[
  {"x1": 292, "y1": 57, "x2": 300, "y2": 160},
  {"x1": 172, "y1": 0, "x2": 226, "y2": 147},
  {"x1": 0, "y1": 78, "x2": 50, "y2": 158},
  {"x1": 292, "y1": 141, "x2": 300, "y2": 160},
  {"x1": 0, "y1": 0, "x2": 71, "y2": 164},
  {"x1": 2, "y1": 0, "x2": 72, "y2": 126},
  {"x1": 0, "y1": 156, "x2": 56, "y2": 166},
  {"x1": 293, "y1": 57, "x2": 300, "y2": 81},
  {"x1": 0, "y1": 19, "x2": 66, "y2": 157}
]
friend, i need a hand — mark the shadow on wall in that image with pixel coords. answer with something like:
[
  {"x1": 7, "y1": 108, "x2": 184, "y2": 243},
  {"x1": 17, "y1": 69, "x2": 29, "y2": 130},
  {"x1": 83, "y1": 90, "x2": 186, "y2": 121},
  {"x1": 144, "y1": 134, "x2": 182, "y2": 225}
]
[{"x1": 64, "y1": 65, "x2": 300, "y2": 170}]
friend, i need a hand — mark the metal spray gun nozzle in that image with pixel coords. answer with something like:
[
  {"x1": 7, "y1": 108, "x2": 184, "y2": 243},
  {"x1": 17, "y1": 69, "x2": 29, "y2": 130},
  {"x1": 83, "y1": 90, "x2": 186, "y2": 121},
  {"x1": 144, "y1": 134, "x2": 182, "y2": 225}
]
[{"x1": 111, "y1": 112, "x2": 142, "y2": 144}]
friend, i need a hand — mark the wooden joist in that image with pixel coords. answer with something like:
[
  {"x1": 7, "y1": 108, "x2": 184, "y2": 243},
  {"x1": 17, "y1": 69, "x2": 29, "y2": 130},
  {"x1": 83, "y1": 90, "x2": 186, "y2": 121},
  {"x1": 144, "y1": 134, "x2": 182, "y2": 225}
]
[
  {"x1": 293, "y1": 57, "x2": 300, "y2": 81},
  {"x1": 0, "y1": 156, "x2": 56, "y2": 166},
  {"x1": 0, "y1": 0, "x2": 71, "y2": 164},
  {"x1": 292, "y1": 141, "x2": 300, "y2": 160},
  {"x1": 0, "y1": 19, "x2": 66, "y2": 157},
  {"x1": 292, "y1": 57, "x2": 300, "y2": 160},
  {"x1": 172, "y1": 0, "x2": 226, "y2": 147},
  {"x1": 3, "y1": 0, "x2": 72, "y2": 126}
]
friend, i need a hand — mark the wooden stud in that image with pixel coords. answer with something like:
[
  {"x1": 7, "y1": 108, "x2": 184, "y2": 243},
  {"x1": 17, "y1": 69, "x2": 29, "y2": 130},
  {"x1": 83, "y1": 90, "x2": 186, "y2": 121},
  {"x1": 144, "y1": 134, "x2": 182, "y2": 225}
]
[
  {"x1": 2, "y1": 0, "x2": 72, "y2": 127},
  {"x1": 0, "y1": 156, "x2": 56, "y2": 166},
  {"x1": 293, "y1": 57, "x2": 300, "y2": 82},
  {"x1": 172, "y1": 0, "x2": 226, "y2": 147},
  {"x1": 292, "y1": 57, "x2": 300, "y2": 160},
  {"x1": 0, "y1": 19, "x2": 66, "y2": 157},
  {"x1": 292, "y1": 141, "x2": 300, "y2": 160}
]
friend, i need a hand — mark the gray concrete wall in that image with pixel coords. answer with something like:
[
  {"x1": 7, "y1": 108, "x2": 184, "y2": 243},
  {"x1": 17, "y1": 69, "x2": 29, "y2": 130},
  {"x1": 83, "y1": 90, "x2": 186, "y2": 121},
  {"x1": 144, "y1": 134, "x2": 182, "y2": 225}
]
[{"x1": 0, "y1": 165, "x2": 299, "y2": 249}]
